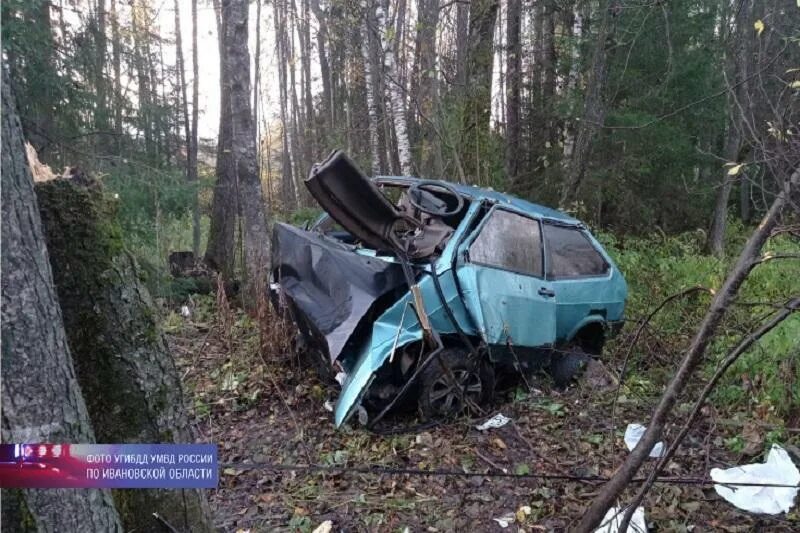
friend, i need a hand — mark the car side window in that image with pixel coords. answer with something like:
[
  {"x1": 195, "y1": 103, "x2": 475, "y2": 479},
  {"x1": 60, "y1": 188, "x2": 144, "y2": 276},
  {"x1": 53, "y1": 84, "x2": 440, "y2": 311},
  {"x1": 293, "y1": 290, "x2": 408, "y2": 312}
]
[
  {"x1": 468, "y1": 209, "x2": 543, "y2": 277},
  {"x1": 543, "y1": 224, "x2": 609, "y2": 278}
]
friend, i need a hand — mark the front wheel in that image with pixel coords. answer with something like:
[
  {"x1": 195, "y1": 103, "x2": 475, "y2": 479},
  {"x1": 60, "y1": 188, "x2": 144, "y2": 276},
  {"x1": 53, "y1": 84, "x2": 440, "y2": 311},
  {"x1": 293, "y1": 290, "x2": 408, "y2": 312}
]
[{"x1": 418, "y1": 349, "x2": 494, "y2": 420}]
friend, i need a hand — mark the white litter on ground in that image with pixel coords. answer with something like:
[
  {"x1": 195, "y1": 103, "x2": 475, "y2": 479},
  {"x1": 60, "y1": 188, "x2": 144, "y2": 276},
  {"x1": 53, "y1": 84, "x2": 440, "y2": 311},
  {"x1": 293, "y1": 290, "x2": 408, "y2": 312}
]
[
  {"x1": 594, "y1": 506, "x2": 646, "y2": 533},
  {"x1": 180, "y1": 305, "x2": 191, "y2": 318},
  {"x1": 624, "y1": 423, "x2": 664, "y2": 458},
  {"x1": 710, "y1": 444, "x2": 800, "y2": 514},
  {"x1": 492, "y1": 511, "x2": 516, "y2": 528},
  {"x1": 334, "y1": 372, "x2": 347, "y2": 386},
  {"x1": 323, "y1": 400, "x2": 334, "y2": 412},
  {"x1": 476, "y1": 413, "x2": 511, "y2": 431},
  {"x1": 312, "y1": 520, "x2": 333, "y2": 533}
]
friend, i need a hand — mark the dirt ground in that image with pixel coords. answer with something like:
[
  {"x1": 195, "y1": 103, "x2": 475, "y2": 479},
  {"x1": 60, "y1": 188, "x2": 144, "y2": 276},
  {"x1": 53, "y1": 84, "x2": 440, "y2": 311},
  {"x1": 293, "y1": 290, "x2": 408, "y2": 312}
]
[{"x1": 168, "y1": 301, "x2": 799, "y2": 532}]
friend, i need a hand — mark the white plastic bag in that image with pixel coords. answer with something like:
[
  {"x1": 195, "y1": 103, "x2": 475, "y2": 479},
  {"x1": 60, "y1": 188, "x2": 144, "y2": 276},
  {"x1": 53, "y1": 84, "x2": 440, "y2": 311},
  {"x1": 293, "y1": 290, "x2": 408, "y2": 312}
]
[
  {"x1": 476, "y1": 413, "x2": 511, "y2": 431},
  {"x1": 710, "y1": 444, "x2": 800, "y2": 514},
  {"x1": 624, "y1": 424, "x2": 664, "y2": 458},
  {"x1": 594, "y1": 506, "x2": 646, "y2": 533}
]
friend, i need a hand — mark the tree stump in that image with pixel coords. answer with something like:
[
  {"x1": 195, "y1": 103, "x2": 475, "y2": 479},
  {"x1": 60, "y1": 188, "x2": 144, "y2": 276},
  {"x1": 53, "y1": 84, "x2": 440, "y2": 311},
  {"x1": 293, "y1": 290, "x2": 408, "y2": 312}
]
[{"x1": 35, "y1": 177, "x2": 214, "y2": 533}]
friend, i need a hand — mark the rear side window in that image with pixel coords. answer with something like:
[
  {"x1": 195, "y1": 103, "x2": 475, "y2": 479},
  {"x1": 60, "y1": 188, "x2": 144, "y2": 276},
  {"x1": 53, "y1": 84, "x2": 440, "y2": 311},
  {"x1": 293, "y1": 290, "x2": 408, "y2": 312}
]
[
  {"x1": 543, "y1": 224, "x2": 608, "y2": 278},
  {"x1": 468, "y1": 209, "x2": 543, "y2": 277}
]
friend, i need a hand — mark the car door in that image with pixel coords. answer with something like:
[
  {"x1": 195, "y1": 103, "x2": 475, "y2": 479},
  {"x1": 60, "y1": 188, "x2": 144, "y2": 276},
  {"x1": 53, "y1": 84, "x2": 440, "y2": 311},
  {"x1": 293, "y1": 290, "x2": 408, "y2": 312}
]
[
  {"x1": 541, "y1": 222, "x2": 613, "y2": 342},
  {"x1": 455, "y1": 206, "x2": 557, "y2": 348}
]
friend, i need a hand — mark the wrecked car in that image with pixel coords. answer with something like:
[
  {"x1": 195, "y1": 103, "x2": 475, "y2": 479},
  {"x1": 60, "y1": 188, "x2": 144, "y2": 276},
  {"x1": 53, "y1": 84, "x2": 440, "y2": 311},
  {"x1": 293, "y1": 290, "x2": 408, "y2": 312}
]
[{"x1": 271, "y1": 150, "x2": 627, "y2": 428}]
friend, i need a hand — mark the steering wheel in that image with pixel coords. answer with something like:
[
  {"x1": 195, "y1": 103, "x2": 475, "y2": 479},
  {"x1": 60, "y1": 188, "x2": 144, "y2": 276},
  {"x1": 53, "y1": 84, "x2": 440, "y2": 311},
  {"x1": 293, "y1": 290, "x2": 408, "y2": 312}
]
[{"x1": 407, "y1": 180, "x2": 465, "y2": 217}]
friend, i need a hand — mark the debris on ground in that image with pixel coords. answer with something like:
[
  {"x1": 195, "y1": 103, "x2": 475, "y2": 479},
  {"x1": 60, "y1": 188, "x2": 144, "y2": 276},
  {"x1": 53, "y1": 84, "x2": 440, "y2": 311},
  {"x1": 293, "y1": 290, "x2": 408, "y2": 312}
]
[
  {"x1": 710, "y1": 444, "x2": 800, "y2": 514},
  {"x1": 594, "y1": 506, "x2": 646, "y2": 533},
  {"x1": 476, "y1": 413, "x2": 511, "y2": 431},
  {"x1": 624, "y1": 423, "x2": 664, "y2": 458}
]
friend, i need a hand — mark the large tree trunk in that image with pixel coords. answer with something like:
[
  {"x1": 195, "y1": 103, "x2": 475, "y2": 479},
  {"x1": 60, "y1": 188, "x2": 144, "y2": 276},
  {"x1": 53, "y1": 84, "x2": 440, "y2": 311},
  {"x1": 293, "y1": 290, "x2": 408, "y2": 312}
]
[
  {"x1": 375, "y1": 2, "x2": 413, "y2": 175},
  {"x1": 1, "y1": 72, "x2": 123, "y2": 533},
  {"x1": 221, "y1": 0, "x2": 271, "y2": 305},
  {"x1": 560, "y1": 0, "x2": 614, "y2": 207},
  {"x1": 505, "y1": 0, "x2": 521, "y2": 185},
  {"x1": 34, "y1": 175, "x2": 214, "y2": 533},
  {"x1": 310, "y1": 0, "x2": 334, "y2": 133},
  {"x1": 205, "y1": 0, "x2": 237, "y2": 277}
]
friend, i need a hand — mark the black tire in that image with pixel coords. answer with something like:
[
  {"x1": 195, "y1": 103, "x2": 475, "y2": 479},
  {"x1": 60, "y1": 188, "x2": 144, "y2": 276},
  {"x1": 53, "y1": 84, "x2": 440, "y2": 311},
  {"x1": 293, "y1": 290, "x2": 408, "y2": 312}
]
[
  {"x1": 418, "y1": 348, "x2": 494, "y2": 420},
  {"x1": 549, "y1": 346, "x2": 591, "y2": 387}
]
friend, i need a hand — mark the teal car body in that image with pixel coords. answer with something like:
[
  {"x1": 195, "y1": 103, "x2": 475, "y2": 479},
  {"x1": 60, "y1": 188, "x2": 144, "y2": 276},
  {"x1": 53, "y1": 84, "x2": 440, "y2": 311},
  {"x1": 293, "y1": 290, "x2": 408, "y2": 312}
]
[{"x1": 272, "y1": 154, "x2": 627, "y2": 427}]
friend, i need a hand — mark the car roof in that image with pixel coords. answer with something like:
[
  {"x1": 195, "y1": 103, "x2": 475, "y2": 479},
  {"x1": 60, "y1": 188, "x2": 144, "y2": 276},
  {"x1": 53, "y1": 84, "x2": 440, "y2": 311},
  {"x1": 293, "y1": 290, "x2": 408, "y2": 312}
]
[{"x1": 374, "y1": 176, "x2": 580, "y2": 225}]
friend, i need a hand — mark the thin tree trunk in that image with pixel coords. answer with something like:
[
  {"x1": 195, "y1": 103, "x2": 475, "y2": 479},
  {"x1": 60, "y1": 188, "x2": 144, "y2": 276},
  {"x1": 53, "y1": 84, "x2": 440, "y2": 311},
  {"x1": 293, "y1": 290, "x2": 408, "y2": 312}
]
[
  {"x1": 707, "y1": 0, "x2": 752, "y2": 256},
  {"x1": 222, "y1": 0, "x2": 271, "y2": 306},
  {"x1": 576, "y1": 168, "x2": 800, "y2": 532},
  {"x1": 110, "y1": 0, "x2": 122, "y2": 154},
  {"x1": 94, "y1": 0, "x2": 108, "y2": 135},
  {"x1": 274, "y1": 0, "x2": 296, "y2": 208},
  {"x1": 190, "y1": 0, "x2": 200, "y2": 256},
  {"x1": 560, "y1": 0, "x2": 614, "y2": 207},
  {"x1": 1, "y1": 70, "x2": 123, "y2": 533},
  {"x1": 562, "y1": 3, "x2": 583, "y2": 163},
  {"x1": 361, "y1": 1, "x2": 382, "y2": 175},
  {"x1": 412, "y1": 0, "x2": 440, "y2": 177},
  {"x1": 310, "y1": 0, "x2": 334, "y2": 132},
  {"x1": 505, "y1": 0, "x2": 521, "y2": 185},
  {"x1": 375, "y1": 2, "x2": 413, "y2": 175},
  {"x1": 463, "y1": 0, "x2": 499, "y2": 183}
]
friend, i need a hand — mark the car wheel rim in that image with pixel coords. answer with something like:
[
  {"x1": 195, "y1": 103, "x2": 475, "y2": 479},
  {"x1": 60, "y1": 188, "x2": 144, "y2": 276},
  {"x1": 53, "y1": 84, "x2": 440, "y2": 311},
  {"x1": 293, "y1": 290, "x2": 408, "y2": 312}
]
[{"x1": 429, "y1": 369, "x2": 482, "y2": 415}]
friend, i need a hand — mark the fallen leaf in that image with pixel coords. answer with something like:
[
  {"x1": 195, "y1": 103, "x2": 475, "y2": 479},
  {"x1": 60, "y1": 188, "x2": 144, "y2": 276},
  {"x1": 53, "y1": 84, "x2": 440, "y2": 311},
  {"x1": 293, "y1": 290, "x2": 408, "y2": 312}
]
[{"x1": 754, "y1": 19, "x2": 764, "y2": 36}]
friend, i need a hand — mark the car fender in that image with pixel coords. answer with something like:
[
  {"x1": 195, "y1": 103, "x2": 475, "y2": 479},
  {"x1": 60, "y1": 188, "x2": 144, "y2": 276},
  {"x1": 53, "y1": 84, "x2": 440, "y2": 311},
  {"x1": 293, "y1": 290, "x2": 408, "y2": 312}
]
[{"x1": 565, "y1": 314, "x2": 607, "y2": 345}]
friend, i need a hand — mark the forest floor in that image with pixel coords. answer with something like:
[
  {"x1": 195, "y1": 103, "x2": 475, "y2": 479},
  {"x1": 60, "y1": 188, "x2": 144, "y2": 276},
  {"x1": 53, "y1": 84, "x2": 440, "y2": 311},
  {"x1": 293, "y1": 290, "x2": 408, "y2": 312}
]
[{"x1": 167, "y1": 297, "x2": 799, "y2": 532}]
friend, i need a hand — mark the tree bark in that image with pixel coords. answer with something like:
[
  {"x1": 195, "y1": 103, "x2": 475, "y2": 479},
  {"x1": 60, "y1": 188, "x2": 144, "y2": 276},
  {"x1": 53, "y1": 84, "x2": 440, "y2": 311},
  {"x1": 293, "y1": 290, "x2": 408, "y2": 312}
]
[
  {"x1": 412, "y1": 0, "x2": 441, "y2": 177},
  {"x1": 463, "y1": 0, "x2": 499, "y2": 183},
  {"x1": 310, "y1": 0, "x2": 334, "y2": 131},
  {"x1": 375, "y1": 2, "x2": 413, "y2": 175},
  {"x1": 110, "y1": 0, "x2": 123, "y2": 154},
  {"x1": 361, "y1": 1, "x2": 382, "y2": 175},
  {"x1": 707, "y1": 0, "x2": 752, "y2": 256},
  {"x1": 576, "y1": 167, "x2": 800, "y2": 531},
  {"x1": 205, "y1": 0, "x2": 237, "y2": 277},
  {"x1": 190, "y1": 0, "x2": 201, "y2": 256},
  {"x1": 1, "y1": 70, "x2": 123, "y2": 533},
  {"x1": 221, "y1": 0, "x2": 271, "y2": 305},
  {"x1": 274, "y1": 0, "x2": 297, "y2": 208},
  {"x1": 35, "y1": 176, "x2": 214, "y2": 533},
  {"x1": 560, "y1": 0, "x2": 614, "y2": 207},
  {"x1": 505, "y1": 0, "x2": 521, "y2": 185}
]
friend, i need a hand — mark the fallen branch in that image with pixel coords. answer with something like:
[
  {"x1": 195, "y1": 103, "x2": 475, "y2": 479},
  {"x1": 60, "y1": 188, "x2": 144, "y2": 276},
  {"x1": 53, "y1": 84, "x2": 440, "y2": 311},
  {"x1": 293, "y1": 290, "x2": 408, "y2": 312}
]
[
  {"x1": 616, "y1": 296, "x2": 799, "y2": 530},
  {"x1": 575, "y1": 169, "x2": 800, "y2": 532}
]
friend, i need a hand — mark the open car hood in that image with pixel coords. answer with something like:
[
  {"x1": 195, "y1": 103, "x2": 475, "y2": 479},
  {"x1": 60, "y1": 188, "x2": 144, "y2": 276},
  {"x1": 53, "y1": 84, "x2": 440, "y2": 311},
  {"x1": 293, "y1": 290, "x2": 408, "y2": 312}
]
[{"x1": 305, "y1": 150, "x2": 406, "y2": 252}]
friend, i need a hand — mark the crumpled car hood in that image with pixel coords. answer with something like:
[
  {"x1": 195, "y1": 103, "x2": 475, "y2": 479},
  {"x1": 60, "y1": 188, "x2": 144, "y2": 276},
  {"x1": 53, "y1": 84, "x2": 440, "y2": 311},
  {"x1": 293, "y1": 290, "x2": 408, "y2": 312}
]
[{"x1": 272, "y1": 222, "x2": 407, "y2": 363}]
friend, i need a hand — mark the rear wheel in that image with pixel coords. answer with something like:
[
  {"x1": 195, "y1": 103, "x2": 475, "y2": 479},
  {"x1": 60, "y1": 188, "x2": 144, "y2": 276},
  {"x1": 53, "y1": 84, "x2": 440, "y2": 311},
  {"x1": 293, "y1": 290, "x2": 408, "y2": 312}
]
[
  {"x1": 418, "y1": 349, "x2": 494, "y2": 420},
  {"x1": 549, "y1": 345, "x2": 591, "y2": 387}
]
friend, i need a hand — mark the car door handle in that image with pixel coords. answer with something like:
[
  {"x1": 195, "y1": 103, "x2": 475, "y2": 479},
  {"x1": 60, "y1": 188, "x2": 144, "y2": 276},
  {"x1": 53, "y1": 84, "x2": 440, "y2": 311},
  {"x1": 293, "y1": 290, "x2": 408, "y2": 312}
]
[{"x1": 538, "y1": 287, "x2": 555, "y2": 298}]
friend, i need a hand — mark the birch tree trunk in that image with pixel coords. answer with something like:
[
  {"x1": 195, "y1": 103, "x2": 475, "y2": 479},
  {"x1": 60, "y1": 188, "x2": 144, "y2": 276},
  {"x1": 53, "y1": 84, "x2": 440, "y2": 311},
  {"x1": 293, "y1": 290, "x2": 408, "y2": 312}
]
[
  {"x1": 361, "y1": 1, "x2": 382, "y2": 176},
  {"x1": 190, "y1": 0, "x2": 200, "y2": 256},
  {"x1": 375, "y1": 2, "x2": 413, "y2": 175},
  {"x1": 1, "y1": 71, "x2": 123, "y2": 533},
  {"x1": 222, "y1": 0, "x2": 271, "y2": 306}
]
